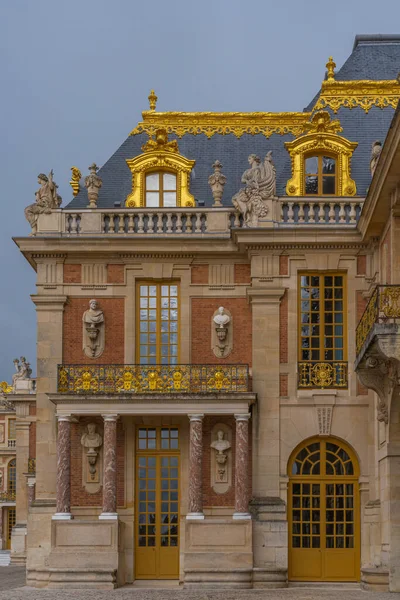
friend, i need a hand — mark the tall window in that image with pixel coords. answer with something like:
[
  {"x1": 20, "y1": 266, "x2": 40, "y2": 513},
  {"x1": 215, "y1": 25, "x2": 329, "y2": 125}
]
[
  {"x1": 8, "y1": 418, "x2": 16, "y2": 441},
  {"x1": 298, "y1": 274, "x2": 347, "y2": 388},
  {"x1": 305, "y1": 155, "x2": 336, "y2": 195},
  {"x1": 145, "y1": 172, "x2": 177, "y2": 207},
  {"x1": 7, "y1": 459, "x2": 16, "y2": 494},
  {"x1": 137, "y1": 283, "x2": 179, "y2": 365}
]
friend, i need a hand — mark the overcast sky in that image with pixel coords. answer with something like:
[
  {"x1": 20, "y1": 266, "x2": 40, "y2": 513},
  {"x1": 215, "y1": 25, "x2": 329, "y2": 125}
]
[{"x1": 1, "y1": 0, "x2": 400, "y2": 382}]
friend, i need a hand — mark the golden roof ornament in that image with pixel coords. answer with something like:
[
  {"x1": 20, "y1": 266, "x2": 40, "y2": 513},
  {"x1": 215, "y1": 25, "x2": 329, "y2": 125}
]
[
  {"x1": 148, "y1": 89, "x2": 158, "y2": 111},
  {"x1": 141, "y1": 128, "x2": 179, "y2": 153},
  {"x1": 303, "y1": 111, "x2": 342, "y2": 134},
  {"x1": 70, "y1": 166, "x2": 82, "y2": 196},
  {"x1": 326, "y1": 56, "x2": 336, "y2": 81}
]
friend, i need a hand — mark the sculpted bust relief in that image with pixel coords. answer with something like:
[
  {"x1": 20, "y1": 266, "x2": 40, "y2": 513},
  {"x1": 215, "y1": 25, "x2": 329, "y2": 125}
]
[
  {"x1": 82, "y1": 299, "x2": 105, "y2": 358},
  {"x1": 212, "y1": 307, "x2": 232, "y2": 358},
  {"x1": 81, "y1": 423, "x2": 103, "y2": 450},
  {"x1": 211, "y1": 430, "x2": 231, "y2": 484}
]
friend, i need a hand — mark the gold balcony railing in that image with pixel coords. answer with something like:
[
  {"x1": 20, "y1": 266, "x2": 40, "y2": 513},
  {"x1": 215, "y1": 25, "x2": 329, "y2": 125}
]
[
  {"x1": 28, "y1": 458, "x2": 36, "y2": 474},
  {"x1": 58, "y1": 364, "x2": 250, "y2": 394},
  {"x1": 356, "y1": 285, "x2": 400, "y2": 356},
  {"x1": 0, "y1": 490, "x2": 16, "y2": 503},
  {"x1": 298, "y1": 361, "x2": 348, "y2": 389}
]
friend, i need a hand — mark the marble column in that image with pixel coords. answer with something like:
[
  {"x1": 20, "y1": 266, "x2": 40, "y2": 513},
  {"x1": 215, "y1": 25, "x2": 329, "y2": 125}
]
[
  {"x1": 52, "y1": 416, "x2": 72, "y2": 520},
  {"x1": 187, "y1": 414, "x2": 204, "y2": 520},
  {"x1": 27, "y1": 478, "x2": 36, "y2": 508},
  {"x1": 99, "y1": 415, "x2": 119, "y2": 520},
  {"x1": 233, "y1": 413, "x2": 251, "y2": 519}
]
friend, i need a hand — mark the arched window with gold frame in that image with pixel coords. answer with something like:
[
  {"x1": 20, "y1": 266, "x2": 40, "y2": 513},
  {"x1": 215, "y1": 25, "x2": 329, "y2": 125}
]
[
  {"x1": 126, "y1": 129, "x2": 195, "y2": 208},
  {"x1": 288, "y1": 437, "x2": 360, "y2": 582},
  {"x1": 285, "y1": 112, "x2": 357, "y2": 197}
]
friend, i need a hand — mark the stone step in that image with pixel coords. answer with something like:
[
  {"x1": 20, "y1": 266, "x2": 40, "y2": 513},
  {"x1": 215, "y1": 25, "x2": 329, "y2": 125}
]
[
  {"x1": 289, "y1": 582, "x2": 360, "y2": 589},
  {"x1": 0, "y1": 551, "x2": 11, "y2": 566}
]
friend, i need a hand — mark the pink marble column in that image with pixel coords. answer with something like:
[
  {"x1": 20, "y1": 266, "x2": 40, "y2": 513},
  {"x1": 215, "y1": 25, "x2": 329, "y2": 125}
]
[
  {"x1": 233, "y1": 413, "x2": 251, "y2": 519},
  {"x1": 100, "y1": 415, "x2": 119, "y2": 520},
  {"x1": 187, "y1": 414, "x2": 204, "y2": 520},
  {"x1": 53, "y1": 416, "x2": 72, "y2": 520}
]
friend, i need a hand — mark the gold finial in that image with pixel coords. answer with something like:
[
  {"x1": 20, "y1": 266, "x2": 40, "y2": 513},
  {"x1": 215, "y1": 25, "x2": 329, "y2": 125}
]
[
  {"x1": 326, "y1": 56, "x2": 336, "y2": 81},
  {"x1": 148, "y1": 89, "x2": 158, "y2": 111},
  {"x1": 69, "y1": 166, "x2": 82, "y2": 197}
]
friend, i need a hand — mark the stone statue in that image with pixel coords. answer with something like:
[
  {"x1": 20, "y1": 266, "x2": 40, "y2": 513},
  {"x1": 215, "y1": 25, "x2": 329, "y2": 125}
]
[
  {"x1": 85, "y1": 163, "x2": 102, "y2": 208},
  {"x1": 208, "y1": 160, "x2": 227, "y2": 207},
  {"x1": 232, "y1": 153, "x2": 276, "y2": 226},
  {"x1": 370, "y1": 140, "x2": 382, "y2": 176},
  {"x1": 81, "y1": 423, "x2": 103, "y2": 481},
  {"x1": 12, "y1": 357, "x2": 32, "y2": 386},
  {"x1": 82, "y1": 299, "x2": 105, "y2": 358},
  {"x1": 211, "y1": 430, "x2": 231, "y2": 482},
  {"x1": 24, "y1": 171, "x2": 62, "y2": 235}
]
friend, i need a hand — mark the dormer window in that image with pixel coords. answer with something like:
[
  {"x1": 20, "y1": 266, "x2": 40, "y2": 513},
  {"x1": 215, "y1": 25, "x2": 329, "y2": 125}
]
[
  {"x1": 145, "y1": 172, "x2": 177, "y2": 207},
  {"x1": 305, "y1": 155, "x2": 336, "y2": 196}
]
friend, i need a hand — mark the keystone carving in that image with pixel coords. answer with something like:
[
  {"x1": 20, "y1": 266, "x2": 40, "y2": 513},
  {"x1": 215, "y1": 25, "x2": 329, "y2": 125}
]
[
  {"x1": 208, "y1": 160, "x2": 226, "y2": 207},
  {"x1": 212, "y1": 307, "x2": 233, "y2": 358},
  {"x1": 24, "y1": 170, "x2": 62, "y2": 235},
  {"x1": 232, "y1": 152, "x2": 276, "y2": 226},
  {"x1": 82, "y1": 299, "x2": 105, "y2": 358}
]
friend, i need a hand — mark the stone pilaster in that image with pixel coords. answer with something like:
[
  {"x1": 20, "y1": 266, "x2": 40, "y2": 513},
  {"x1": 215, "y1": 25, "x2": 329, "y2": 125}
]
[
  {"x1": 187, "y1": 414, "x2": 204, "y2": 520},
  {"x1": 27, "y1": 478, "x2": 36, "y2": 507},
  {"x1": 52, "y1": 416, "x2": 72, "y2": 520},
  {"x1": 233, "y1": 413, "x2": 251, "y2": 519},
  {"x1": 99, "y1": 415, "x2": 119, "y2": 520}
]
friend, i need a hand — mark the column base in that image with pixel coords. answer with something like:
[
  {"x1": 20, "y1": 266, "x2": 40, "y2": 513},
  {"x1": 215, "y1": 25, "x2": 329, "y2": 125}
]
[
  {"x1": 232, "y1": 512, "x2": 252, "y2": 520},
  {"x1": 186, "y1": 512, "x2": 205, "y2": 520},
  {"x1": 99, "y1": 512, "x2": 118, "y2": 520},
  {"x1": 52, "y1": 513, "x2": 73, "y2": 521}
]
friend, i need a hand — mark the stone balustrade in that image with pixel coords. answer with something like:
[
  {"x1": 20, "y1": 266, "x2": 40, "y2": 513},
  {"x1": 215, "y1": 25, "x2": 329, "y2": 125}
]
[{"x1": 34, "y1": 198, "x2": 364, "y2": 236}]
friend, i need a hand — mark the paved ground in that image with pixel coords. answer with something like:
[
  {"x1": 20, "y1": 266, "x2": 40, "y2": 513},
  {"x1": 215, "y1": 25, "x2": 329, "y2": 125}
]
[{"x1": 0, "y1": 569, "x2": 399, "y2": 600}]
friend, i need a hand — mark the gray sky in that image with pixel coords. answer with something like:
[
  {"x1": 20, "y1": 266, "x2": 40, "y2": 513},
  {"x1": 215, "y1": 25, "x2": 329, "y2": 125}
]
[{"x1": 1, "y1": 0, "x2": 400, "y2": 382}]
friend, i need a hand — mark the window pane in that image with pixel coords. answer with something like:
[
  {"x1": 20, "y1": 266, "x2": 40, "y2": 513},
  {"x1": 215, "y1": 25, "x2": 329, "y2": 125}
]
[
  {"x1": 322, "y1": 157, "x2": 336, "y2": 174},
  {"x1": 322, "y1": 176, "x2": 335, "y2": 195},
  {"x1": 146, "y1": 192, "x2": 159, "y2": 207},
  {"x1": 305, "y1": 156, "x2": 318, "y2": 174},
  {"x1": 146, "y1": 173, "x2": 159, "y2": 190},
  {"x1": 163, "y1": 192, "x2": 177, "y2": 207},
  {"x1": 305, "y1": 176, "x2": 318, "y2": 195},
  {"x1": 163, "y1": 173, "x2": 176, "y2": 190}
]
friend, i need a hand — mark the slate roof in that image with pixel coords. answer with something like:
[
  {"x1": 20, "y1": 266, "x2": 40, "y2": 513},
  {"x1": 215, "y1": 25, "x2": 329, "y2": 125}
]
[{"x1": 67, "y1": 35, "x2": 400, "y2": 210}]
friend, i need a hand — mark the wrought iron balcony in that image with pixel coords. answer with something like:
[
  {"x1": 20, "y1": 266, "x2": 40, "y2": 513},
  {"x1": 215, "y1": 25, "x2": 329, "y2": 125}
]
[
  {"x1": 356, "y1": 285, "x2": 400, "y2": 359},
  {"x1": 0, "y1": 490, "x2": 15, "y2": 503},
  {"x1": 58, "y1": 364, "x2": 250, "y2": 394},
  {"x1": 298, "y1": 361, "x2": 348, "y2": 389}
]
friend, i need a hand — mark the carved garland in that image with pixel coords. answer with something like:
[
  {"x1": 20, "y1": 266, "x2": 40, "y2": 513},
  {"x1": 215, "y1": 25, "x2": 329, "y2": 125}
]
[{"x1": 314, "y1": 79, "x2": 400, "y2": 114}]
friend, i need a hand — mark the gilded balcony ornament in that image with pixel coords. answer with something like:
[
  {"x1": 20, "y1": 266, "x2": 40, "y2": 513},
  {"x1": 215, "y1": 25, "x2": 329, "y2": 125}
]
[
  {"x1": 126, "y1": 130, "x2": 195, "y2": 208},
  {"x1": 314, "y1": 79, "x2": 400, "y2": 113},
  {"x1": 380, "y1": 286, "x2": 400, "y2": 318},
  {"x1": 0, "y1": 381, "x2": 13, "y2": 394},
  {"x1": 326, "y1": 56, "x2": 336, "y2": 81},
  {"x1": 298, "y1": 361, "x2": 348, "y2": 389},
  {"x1": 285, "y1": 111, "x2": 357, "y2": 196},
  {"x1": 148, "y1": 89, "x2": 158, "y2": 111},
  {"x1": 69, "y1": 166, "x2": 82, "y2": 197},
  {"x1": 28, "y1": 458, "x2": 36, "y2": 474}
]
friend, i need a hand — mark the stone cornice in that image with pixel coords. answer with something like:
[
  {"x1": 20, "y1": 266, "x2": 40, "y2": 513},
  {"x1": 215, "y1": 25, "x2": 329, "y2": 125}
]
[
  {"x1": 246, "y1": 288, "x2": 286, "y2": 304},
  {"x1": 31, "y1": 295, "x2": 67, "y2": 310},
  {"x1": 48, "y1": 392, "x2": 256, "y2": 405}
]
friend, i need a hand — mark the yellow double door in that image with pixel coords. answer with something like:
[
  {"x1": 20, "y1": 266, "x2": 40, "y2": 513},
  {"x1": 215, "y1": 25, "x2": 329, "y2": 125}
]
[
  {"x1": 135, "y1": 453, "x2": 179, "y2": 579},
  {"x1": 289, "y1": 478, "x2": 359, "y2": 581}
]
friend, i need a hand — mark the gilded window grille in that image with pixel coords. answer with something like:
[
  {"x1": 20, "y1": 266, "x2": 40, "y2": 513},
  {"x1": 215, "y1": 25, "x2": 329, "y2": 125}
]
[
  {"x1": 298, "y1": 273, "x2": 347, "y2": 389},
  {"x1": 57, "y1": 364, "x2": 249, "y2": 394}
]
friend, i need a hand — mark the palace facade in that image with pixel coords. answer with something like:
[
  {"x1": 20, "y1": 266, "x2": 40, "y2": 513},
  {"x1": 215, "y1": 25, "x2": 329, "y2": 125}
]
[{"x1": 9, "y1": 34, "x2": 400, "y2": 591}]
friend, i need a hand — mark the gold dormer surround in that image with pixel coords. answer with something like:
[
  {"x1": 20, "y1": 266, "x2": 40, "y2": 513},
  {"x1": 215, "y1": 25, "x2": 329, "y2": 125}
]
[
  {"x1": 125, "y1": 128, "x2": 196, "y2": 207},
  {"x1": 285, "y1": 111, "x2": 358, "y2": 196}
]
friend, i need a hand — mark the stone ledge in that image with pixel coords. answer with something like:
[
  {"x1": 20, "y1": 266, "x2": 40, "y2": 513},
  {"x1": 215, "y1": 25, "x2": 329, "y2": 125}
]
[{"x1": 361, "y1": 567, "x2": 389, "y2": 591}]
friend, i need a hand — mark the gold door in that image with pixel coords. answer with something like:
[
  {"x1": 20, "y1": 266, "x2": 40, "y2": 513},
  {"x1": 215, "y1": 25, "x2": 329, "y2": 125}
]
[
  {"x1": 7, "y1": 507, "x2": 16, "y2": 550},
  {"x1": 288, "y1": 438, "x2": 360, "y2": 581},
  {"x1": 135, "y1": 427, "x2": 179, "y2": 579}
]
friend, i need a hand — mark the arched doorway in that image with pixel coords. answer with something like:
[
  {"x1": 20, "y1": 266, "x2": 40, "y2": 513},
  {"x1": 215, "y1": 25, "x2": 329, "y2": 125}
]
[{"x1": 288, "y1": 437, "x2": 360, "y2": 582}]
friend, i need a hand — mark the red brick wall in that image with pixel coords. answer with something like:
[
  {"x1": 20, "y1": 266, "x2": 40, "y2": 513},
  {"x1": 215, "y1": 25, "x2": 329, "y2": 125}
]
[
  {"x1": 64, "y1": 264, "x2": 81, "y2": 283},
  {"x1": 202, "y1": 416, "x2": 252, "y2": 508},
  {"x1": 234, "y1": 264, "x2": 251, "y2": 284},
  {"x1": 63, "y1": 298, "x2": 125, "y2": 364},
  {"x1": 107, "y1": 264, "x2": 125, "y2": 284},
  {"x1": 29, "y1": 405, "x2": 36, "y2": 416},
  {"x1": 280, "y1": 290, "x2": 288, "y2": 364},
  {"x1": 381, "y1": 226, "x2": 391, "y2": 284},
  {"x1": 191, "y1": 298, "x2": 252, "y2": 365},
  {"x1": 279, "y1": 255, "x2": 289, "y2": 276},
  {"x1": 280, "y1": 373, "x2": 288, "y2": 397},
  {"x1": 191, "y1": 265, "x2": 209, "y2": 284},
  {"x1": 357, "y1": 255, "x2": 367, "y2": 275},
  {"x1": 29, "y1": 422, "x2": 36, "y2": 459},
  {"x1": 71, "y1": 417, "x2": 125, "y2": 507}
]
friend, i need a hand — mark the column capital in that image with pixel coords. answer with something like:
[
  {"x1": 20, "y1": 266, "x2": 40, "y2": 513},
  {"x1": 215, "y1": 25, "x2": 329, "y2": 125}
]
[
  {"x1": 246, "y1": 287, "x2": 286, "y2": 305},
  {"x1": 234, "y1": 413, "x2": 251, "y2": 422},
  {"x1": 102, "y1": 414, "x2": 119, "y2": 422},
  {"x1": 30, "y1": 295, "x2": 68, "y2": 311},
  {"x1": 57, "y1": 415, "x2": 73, "y2": 423},
  {"x1": 188, "y1": 414, "x2": 204, "y2": 422}
]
